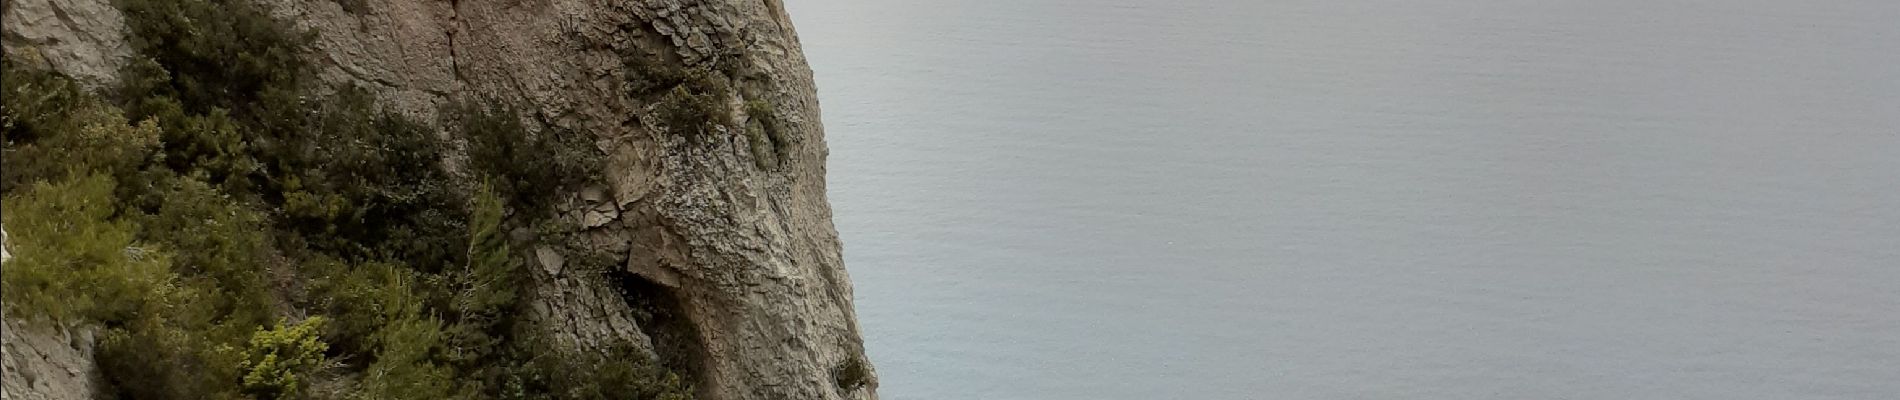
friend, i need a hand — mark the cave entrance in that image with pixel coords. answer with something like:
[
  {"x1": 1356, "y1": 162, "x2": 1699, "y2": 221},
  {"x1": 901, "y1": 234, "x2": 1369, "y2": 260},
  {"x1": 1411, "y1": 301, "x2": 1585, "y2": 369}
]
[{"x1": 606, "y1": 267, "x2": 708, "y2": 387}]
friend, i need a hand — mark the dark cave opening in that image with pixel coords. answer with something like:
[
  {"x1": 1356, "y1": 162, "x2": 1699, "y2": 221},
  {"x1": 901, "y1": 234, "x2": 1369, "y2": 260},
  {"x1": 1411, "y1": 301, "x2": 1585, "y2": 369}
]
[{"x1": 605, "y1": 266, "x2": 709, "y2": 386}]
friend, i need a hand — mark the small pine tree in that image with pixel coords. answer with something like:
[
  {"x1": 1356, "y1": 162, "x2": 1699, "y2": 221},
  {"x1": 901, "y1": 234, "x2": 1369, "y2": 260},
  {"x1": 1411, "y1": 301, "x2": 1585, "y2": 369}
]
[
  {"x1": 240, "y1": 317, "x2": 330, "y2": 400},
  {"x1": 364, "y1": 267, "x2": 465, "y2": 400},
  {"x1": 461, "y1": 180, "x2": 514, "y2": 317},
  {"x1": 443, "y1": 181, "x2": 516, "y2": 369}
]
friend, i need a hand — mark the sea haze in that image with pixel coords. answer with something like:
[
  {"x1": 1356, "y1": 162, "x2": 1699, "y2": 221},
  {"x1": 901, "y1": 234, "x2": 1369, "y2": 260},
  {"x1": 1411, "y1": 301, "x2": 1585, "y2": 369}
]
[{"x1": 785, "y1": 0, "x2": 1900, "y2": 398}]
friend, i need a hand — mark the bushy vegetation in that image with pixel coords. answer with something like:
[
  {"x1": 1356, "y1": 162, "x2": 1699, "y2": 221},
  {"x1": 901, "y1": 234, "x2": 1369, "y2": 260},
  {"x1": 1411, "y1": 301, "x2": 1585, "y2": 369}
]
[
  {"x1": 619, "y1": 46, "x2": 787, "y2": 172},
  {"x1": 240, "y1": 318, "x2": 330, "y2": 400},
  {"x1": 619, "y1": 48, "x2": 734, "y2": 143},
  {"x1": 1, "y1": 0, "x2": 693, "y2": 398},
  {"x1": 1, "y1": 64, "x2": 162, "y2": 193},
  {"x1": 502, "y1": 342, "x2": 694, "y2": 400},
  {"x1": 654, "y1": 83, "x2": 732, "y2": 140},
  {"x1": 455, "y1": 101, "x2": 601, "y2": 215},
  {"x1": 0, "y1": 174, "x2": 168, "y2": 324},
  {"x1": 115, "y1": 0, "x2": 312, "y2": 117}
]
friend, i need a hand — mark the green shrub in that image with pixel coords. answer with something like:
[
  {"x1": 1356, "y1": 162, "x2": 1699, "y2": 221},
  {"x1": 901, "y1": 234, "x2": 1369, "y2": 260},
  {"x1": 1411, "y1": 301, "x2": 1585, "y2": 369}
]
[
  {"x1": 127, "y1": 174, "x2": 277, "y2": 327},
  {"x1": 10, "y1": 174, "x2": 264, "y2": 400},
  {"x1": 302, "y1": 259, "x2": 408, "y2": 360},
  {"x1": 241, "y1": 317, "x2": 331, "y2": 400},
  {"x1": 114, "y1": 2, "x2": 467, "y2": 272},
  {"x1": 653, "y1": 81, "x2": 732, "y2": 140},
  {"x1": 362, "y1": 268, "x2": 467, "y2": 400},
  {"x1": 438, "y1": 182, "x2": 518, "y2": 372},
  {"x1": 274, "y1": 87, "x2": 465, "y2": 271},
  {"x1": 501, "y1": 339, "x2": 693, "y2": 400},
  {"x1": 461, "y1": 181, "x2": 514, "y2": 318},
  {"x1": 97, "y1": 307, "x2": 250, "y2": 400},
  {"x1": 617, "y1": 47, "x2": 735, "y2": 142},
  {"x1": 620, "y1": 50, "x2": 678, "y2": 95},
  {"x1": 1, "y1": 62, "x2": 163, "y2": 193},
  {"x1": 1, "y1": 59, "x2": 91, "y2": 144},
  {"x1": 0, "y1": 174, "x2": 169, "y2": 323},
  {"x1": 365, "y1": 313, "x2": 464, "y2": 400},
  {"x1": 115, "y1": 0, "x2": 314, "y2": 116},
  {"x1": 454, "y1": 100, "x2": 600, "y2": 215},
  {"x1": 114, "y1": 0, "x2": 313, "y2": 190},
  {"x1": 151, "y1": 99, "x2": 257, "y2": 185}
]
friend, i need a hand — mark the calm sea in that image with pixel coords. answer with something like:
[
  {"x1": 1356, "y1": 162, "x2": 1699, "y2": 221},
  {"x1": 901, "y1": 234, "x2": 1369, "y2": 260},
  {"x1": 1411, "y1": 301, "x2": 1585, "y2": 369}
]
[{"x1": 784, "y1": 0, "x2": 1900, "y2": 398}]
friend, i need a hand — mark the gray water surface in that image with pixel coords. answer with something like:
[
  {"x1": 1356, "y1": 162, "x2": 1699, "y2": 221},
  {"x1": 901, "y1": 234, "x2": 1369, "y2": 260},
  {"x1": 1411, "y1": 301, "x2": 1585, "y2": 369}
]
[{"x1": 784, "y1": 1, "x2": 1900, "y2": 398}]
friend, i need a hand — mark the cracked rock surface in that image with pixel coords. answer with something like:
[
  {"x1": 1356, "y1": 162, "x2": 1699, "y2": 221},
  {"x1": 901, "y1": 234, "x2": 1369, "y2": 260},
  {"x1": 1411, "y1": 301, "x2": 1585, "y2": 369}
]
[
  {"x1": 0, "y1": 0, "x2": 132, "y2": 87},
  {"x1": 1, "y1": 320, "x2": 100, "y2": 400},
  {"x1": 1, "y1": 1, "x2": 873, "y2": 399}
]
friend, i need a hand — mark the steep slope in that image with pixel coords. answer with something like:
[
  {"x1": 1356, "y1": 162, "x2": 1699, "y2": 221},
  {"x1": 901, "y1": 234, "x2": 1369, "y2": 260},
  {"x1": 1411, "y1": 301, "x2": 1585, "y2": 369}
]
[{"x1": 0, "y1": 0, "x2": 874, "y2": 399}]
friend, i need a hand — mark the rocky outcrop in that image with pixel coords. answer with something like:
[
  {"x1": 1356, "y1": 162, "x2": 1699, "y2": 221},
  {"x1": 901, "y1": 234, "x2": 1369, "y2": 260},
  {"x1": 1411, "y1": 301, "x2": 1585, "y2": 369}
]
[
  {"x1": 0, "y1": 0, "x2": 131, "y2": 87},
  {"x1": 278, "y1": 0, "x2": 877, "y2": 398},
  {"x1": 0, "y1": 320, "x2": 100, "y2": 400},
  {"x1": 4, "y1": 0, "x2": 873, "y2": 399}
]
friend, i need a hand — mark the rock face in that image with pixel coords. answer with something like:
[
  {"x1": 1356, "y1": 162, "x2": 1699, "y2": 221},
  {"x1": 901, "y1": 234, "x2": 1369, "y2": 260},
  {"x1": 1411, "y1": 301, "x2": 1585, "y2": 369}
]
[
  {"x1": 0, "y1": 0, "x2": 131, "y2": 88},
  {"x1": 1, "y1": 320, "x2": 101, "y2": 400},
  {"x1": 0, "y1": 0, "x2": 874, "y2": 399}
]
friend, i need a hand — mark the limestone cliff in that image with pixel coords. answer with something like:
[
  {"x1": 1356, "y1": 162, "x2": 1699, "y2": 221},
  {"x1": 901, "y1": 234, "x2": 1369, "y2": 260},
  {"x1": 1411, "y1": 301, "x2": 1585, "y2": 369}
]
[
  {"x1": 0, "y1": 0, "x2": 874, "y2": 399},
  {"x1": 1, "y1": 318, "x2": 100, "y2": 400}
]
